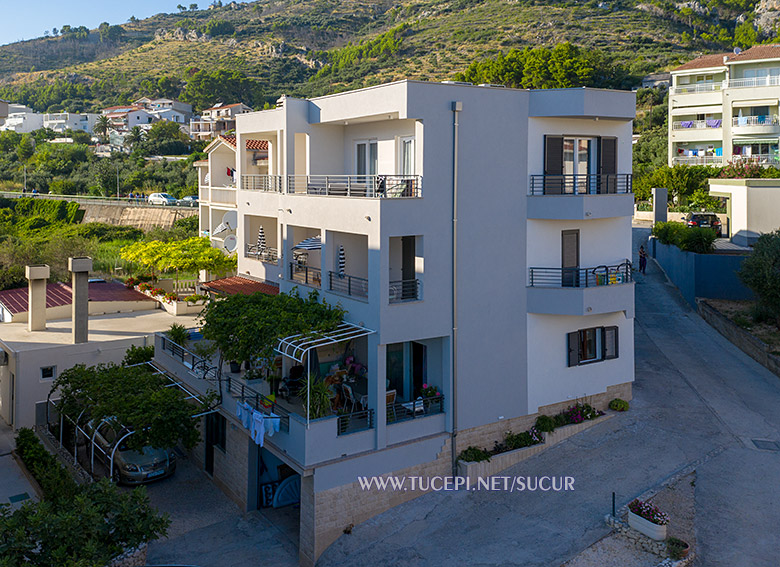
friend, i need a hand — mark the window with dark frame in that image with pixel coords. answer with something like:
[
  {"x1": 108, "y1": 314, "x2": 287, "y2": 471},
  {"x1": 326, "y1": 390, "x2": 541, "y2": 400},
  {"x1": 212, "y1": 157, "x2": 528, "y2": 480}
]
[
  {"x1": 567, "y1": 327, "x2": 618, "y2": 367},
  {"x1": 40, "y1": 366, "x2": 56, "y2": 380},
  {"x1": 209, "y1": 413, "x2": 227, "y2": 452}
]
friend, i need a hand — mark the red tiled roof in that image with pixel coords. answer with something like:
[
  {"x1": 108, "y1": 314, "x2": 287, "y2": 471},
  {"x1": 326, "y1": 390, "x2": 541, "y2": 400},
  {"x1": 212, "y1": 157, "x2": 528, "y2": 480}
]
[
  {"x1": 673, "y1": 53, "x2": 729, "y2": 72},
  {"x1": 726, "y1": 44, "x2": 780, "y2": 63},
  {"x1": 201, "y1": 276, "x2": 279, "y2": 296},
  {"x1": 0, "y1": 281, "x2": 154, "y2": 315},
  {"x1": 218, "y1": 135, "x2": 268, "y2": 151},
  {"x1": 204, "y1": 102, "x2": 248, "y2": 111}
]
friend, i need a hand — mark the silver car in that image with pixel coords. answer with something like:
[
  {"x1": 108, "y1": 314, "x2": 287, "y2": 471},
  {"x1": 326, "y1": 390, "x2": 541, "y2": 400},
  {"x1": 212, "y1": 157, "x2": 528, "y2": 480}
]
[{"x1": 148, "y1": 192, "x2": 177, "y2": 206}]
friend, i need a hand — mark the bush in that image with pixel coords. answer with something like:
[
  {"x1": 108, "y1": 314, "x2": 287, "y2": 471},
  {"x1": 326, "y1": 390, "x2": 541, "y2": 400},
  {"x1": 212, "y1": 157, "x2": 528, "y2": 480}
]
[
  {"x1": 609, "y1": 398, "x2": 629, "y2": 411},
  {"x1": 122, "y1": 344, "x2": 154, "y2": 366},
  {"x1": 504, "y1": 428, "x2": 543, "y2": 450},
  {"x1": 163, "y1": 292, "x2": 178, "y2": 303},
  {"x1": 750, "y1": 302, "x2": 775, "y2": 325},
  {"x1": 651, "y1": 221, "x2": 686, "y2": 246},
  {"x1": 739, "y1": 230, "x2": 780, "y2": 328},
  {"x1": 15, "y1": 428, "x2": 79, "y2": 502},
  {"x1": 125, "y1": 276, "x2": 137, "y2": 288},
  {"x1": 535, "y1": 414, "x2": 556, "y2": 433},
  {"x1": 137, "y1": 282, "x2": 152, "y2": 291},
  {"x1": 678, "y1": 227, "x2": 716, "y2": 254},
  {"x1": 667, "y1": 537, "x2": 689, "y2": 560},
  {"x1": 166, "y1": 322, "x2": 189, "y2": 345},
  {"x1": 459, "y1": 446, "x2": 491, "y2": 462}
]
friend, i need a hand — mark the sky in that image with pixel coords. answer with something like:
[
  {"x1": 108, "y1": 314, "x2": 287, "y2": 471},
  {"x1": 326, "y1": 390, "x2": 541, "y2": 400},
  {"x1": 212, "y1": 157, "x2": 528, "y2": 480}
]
[{"x1": 0, "y1": 1, "x2": 184, "y2": 46}]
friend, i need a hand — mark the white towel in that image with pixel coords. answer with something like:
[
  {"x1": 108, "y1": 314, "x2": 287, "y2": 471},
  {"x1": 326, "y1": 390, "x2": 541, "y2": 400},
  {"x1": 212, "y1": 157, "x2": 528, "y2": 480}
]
[
  {"x1": 241, "y1": 402, "x2": 253, "y2": 429},
  {"x1": 251, "y1": 411, "x2": 265, "y2": 446}
]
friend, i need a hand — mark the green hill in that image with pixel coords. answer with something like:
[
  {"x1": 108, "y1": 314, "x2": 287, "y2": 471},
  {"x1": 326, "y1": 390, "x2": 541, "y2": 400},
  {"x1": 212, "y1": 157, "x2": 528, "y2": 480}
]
[{"x1": 0, "y1": 0, "x2": 764, "y2": 111}]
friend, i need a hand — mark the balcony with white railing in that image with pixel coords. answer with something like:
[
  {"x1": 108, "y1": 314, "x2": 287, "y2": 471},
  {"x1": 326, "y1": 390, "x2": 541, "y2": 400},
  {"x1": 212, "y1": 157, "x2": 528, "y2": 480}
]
[
  {"x1": 732, "y1": 154, "x2": 780, "y2": 166},
  {"x1": 671, "y1": 82, "x2": 723, "y2": 95},
  {"x1": 731, "y1": 114, "x2": 780, "y2": 135},
  {"x1": 671, "y1": 155, "x2": 723, "y2": 165},
  {"x1": 672, "y1": 119, "x2": 722, "y2": 130},
  {"x1": 727, "y1": 76, "x2": 780, "y2": 89},
  {"x1": 241, "y1": 174, "x2": 283, "y2": 192}
]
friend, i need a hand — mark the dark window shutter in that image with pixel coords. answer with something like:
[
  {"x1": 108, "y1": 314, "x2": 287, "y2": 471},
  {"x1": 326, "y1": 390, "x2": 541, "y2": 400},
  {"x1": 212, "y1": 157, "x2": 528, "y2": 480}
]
[
  {"x1": 603, "y1": 326, "x2": 619, "y2": 360},
  {"x1": 599, "y1": 137, "x2": 617, "y2": 175},
  {"x1": 545, "y1": 136, "x2": 564, "y2": 175},
  {"x1": 567, "y1": 331, "x2": 580, "y2": 367}
]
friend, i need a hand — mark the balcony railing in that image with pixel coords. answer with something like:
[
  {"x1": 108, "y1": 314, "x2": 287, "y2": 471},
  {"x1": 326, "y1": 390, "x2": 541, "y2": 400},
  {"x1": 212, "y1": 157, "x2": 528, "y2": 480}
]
[
  {"x1": 289, "y1": 262, "x2": 321, "y2": 288},
  {"x1": 529, "y1": 174, "x2": 632, "y2": 196},
  {"x1": 672, "y1": 119, "x2": 722, "y2": 130},
  {"x1": 389, "y1": 279, "x2": 420, "y2": 303},
  {"x1": 528, "y1": 261, "x2": 633, "y2": 288},
  {"x1": 671, "y1": 83, "x2": 722, "y2": 94},
  {"x1": 732, "y1": 154, "x2": 780, "y2": 165},
  {"x1": 337, "y1": 408, "x2": 375, "y2": 435},
  {"x1": 727, "y1": 76, "x2": 780, "y2": 89},
  {"x1": 242, "y1": 174, "x2": 283, "y2": 192},
  {"x1": 671, "y1": 156, "x2": 723, "y2": 165},
  {"x1": 386, "y1": 394, "x2": 445, "y2": 425},
  {"x1": 287, "y1": 175, "x2": 422, "y2": 198},
  {"x1": 731, "y1": 115, "x2": 779, "y2": 127},
  {"x1": 328, "y1": 271, "x2": 368, "y2": 299},
  {"x1": 245, "y1": 244, "x2": 280, "y2": 264}
]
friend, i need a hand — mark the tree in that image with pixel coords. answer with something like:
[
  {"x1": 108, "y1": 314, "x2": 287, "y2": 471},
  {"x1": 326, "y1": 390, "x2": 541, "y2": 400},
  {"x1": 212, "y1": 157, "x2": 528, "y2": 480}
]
[
  {"x1": 739, "y1": 230, "x2": 780, "y2": 328},
  {"x1": 182, "y1": 68, "x2": 263, "y2": 110},
  {"x1": 146, "y1": 120, "x2": 187, "y2": 142},
  {"x1": 734, "y1": 20, "x2": 758, "y2": 49},
  {"x1": 190, "y1": 3, "x2": 199, "y2": 10},
  {"x1": 178, "y1": 3, "x2": 187, "y2": 11},
  {"x1": 94, "y1": 115, "x2": 111, "y2": 143},
  {"x1": 124, "y1": 126, "x2": 145, "y2": 150},
  {"x1": 16, "y1": 135, "x2": 34, "y2": 162},
  {"x1": 120, "y1": 237, "x2": 236, "y2": 284},
  {"x1": 92, "y1": 158, "x2": 116, "y2": 196},
  {"x1": 52, "y1": 27, "x2": 59, "y2": 36}
]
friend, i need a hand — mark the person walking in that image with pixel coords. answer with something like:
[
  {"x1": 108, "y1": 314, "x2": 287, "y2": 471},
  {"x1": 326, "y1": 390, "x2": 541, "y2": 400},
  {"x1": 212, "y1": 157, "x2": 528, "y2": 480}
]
[{"x1": 638, "y1": 245, "x2": 648, "y2": 275}]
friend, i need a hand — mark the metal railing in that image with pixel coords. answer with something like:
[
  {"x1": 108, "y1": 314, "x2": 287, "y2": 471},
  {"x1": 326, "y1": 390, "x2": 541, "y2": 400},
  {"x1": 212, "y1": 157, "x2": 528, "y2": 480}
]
[
  {"x1": 671, "y1": 82, "x2": 722, "y2": 94},
  {"x1": 242, "y1": 174, "x2": 283, "y2": 192},
  {"x1": 337, "y1": 408, "x2": 375, "y2": 435},
  {"x1": 289, "y1": 262, "x2": 321, "y2": 287},
  {"x1": 245, "y1": 244, "x2": 280, "y2": 264},
  {"x1": 671, "y1": 156, "x2": 723, "y2": 165},
  {"x1": 287, "y1": 175, "x2": 422, "y2": 198},
  {"x1": 672, "y1": 119, "x2": 722, "y2": 130},
  {"x1": 328, "y1": 271, "x2": 368, "y2": 299},
  {"x1": 386, "y1": 394, "x2": 445, "y2": 425},
  {"x1": 732, "y1": 154, "x2": 780, "y2": 165},
  {"x1": 529, "y1": 261, "x2": 632, "y2": 288},
  {"x1": 0, "y1": 190, "x2": 193, "y2": 209},
  {"x1": 389, "y1": 279, "x2": 420, "y2": 303},
  {"x1": 727, "y1": 76, "x2": 780, "y2": 89},
  {"x1": 528, "y1": 174, "x2": 632, "y2": 196},
  {"x1": 731, "y1": 115, "x2": 779, "y2": 127}
]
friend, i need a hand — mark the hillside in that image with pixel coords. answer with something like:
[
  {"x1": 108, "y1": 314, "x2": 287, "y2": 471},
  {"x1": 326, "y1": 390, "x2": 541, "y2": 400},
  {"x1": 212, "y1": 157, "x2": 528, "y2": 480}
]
[{"x1": 0, "y1": 0, "x2": 766, "y2": 111}]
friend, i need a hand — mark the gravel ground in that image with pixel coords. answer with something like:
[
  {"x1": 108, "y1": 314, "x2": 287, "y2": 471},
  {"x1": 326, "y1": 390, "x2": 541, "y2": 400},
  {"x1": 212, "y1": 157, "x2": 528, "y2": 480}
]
[
  {"x1": 650, "y1": 472, "x2": 696, "y2": 549},
  {"x1": 561, "y1": 534, "x2": 661, "y2": 567}
]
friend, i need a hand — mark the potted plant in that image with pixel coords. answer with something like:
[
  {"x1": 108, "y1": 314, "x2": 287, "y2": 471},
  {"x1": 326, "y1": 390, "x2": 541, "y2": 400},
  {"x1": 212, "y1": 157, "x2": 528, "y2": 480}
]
[
  {"x1": 667, "y1": 537, "x2": 690, "y2": 560},
  {"x1": 166, "y1": 323, "x2": 189, "y2": 346},
  {"x1": 420, "y1": 383, "x2": 442, "y2": 412},
  {"x1": 628, "y1": 499, "x2": 669, "y2": 541},
  {"x1": 229, "y1": 361, "x2": 242, "y2": 373}
]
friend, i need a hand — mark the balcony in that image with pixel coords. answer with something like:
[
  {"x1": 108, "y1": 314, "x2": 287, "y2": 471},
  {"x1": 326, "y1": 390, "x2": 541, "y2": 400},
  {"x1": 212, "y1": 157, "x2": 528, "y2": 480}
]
[
  {"x1": 386, "y1": 395, "x2": 445, "y2": 425},
  {"x1": 289, "y1": 262, "x2": 321, "y2": 288},
  {"x1": 527, "y1": 262, "x2": 634, "y2": 316},
  {"x1": 670, "y1": 83, "x2": 723, "y2": 94},
  {"x1": 242, "y1": 174, "x2": 283, "y2": 192},
  {"x1": 245, "y1": 244, "x2": 280, "y2": 265},
  {"x1": 727, "y1": 76, "x2": 780, "y2": 89},
  {"x1": 671, "y1": 156, "x2": 723, "y2": 166},
  {"x1": 731, "y1": 114, "x2": 780, "y2": 135},
  {"x1": 672, "y1": 119, "x2": 722, "y2": 130},
  {"x1": 732, "y1": 154, "x2": 780, "y2": 167},
  {"x1": 210, "y1": 187, "x2": 236, "y2": 206},
  {"x1": 527, "y1": 174, "x2": 634, "y2": 220},
  {"x1": 328, "y1": 271, "x2": 368, "y2": 300},
  {"x1": 389, "y1": 279, "x2": 420, "y2": 303},
  {"x1": 287, "y1": 175, "x2": 422, "y2": 198}
]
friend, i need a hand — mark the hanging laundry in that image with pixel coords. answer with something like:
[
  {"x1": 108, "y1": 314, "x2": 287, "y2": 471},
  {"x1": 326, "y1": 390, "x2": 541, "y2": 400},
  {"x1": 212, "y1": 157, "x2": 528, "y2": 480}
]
[
  {"x1": 251, "y1": 411, "x2": 265, "y2": 446},
  {"x1": 241, "y1": 402, "x2": 253, "y2": 429},
  {"x1": 266, "y1": 413, "x2": 281, "y2": 436}
]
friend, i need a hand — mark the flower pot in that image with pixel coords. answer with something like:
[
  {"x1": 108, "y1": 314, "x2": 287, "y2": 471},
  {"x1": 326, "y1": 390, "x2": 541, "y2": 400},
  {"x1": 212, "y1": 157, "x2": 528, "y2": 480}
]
[
  {"x1": 628, "y1": 510, "x2": 667, "y2": 541},
  {"x1": 229, "y1": 361, "x2": 241, "y2": 373},
  {"x1": 667, "y1": 538, "x2": 690, "y2": 560}
]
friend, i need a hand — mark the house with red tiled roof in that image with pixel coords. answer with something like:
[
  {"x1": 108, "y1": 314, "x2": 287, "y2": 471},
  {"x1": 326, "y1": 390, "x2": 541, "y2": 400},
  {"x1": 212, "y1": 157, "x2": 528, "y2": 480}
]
[
  {"x1": 669, "y1": 45, "x2": 780, "y2": 171},
  {"x1": 190, "y1": 102, "x2": 253, "y2": 141}
]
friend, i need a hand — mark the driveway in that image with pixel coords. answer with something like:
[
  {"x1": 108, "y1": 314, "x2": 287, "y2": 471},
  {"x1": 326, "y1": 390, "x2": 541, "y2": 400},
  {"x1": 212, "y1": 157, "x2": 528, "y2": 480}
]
[{"x1": 318, "y1": 226, "x2": 780, "y2": 567}]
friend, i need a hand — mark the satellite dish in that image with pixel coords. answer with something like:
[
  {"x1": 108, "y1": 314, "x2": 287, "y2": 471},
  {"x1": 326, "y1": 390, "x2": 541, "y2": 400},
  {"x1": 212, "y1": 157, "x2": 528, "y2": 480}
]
[
  {"x1": 223, "y1": 234, "x2": 237, "y2": 253},
  {"x1": 734, "y1": 47, "x2": 742, "y2": 55},
  {"x1": 221, "y1": 210, "x2": 238, "y2": 230}
]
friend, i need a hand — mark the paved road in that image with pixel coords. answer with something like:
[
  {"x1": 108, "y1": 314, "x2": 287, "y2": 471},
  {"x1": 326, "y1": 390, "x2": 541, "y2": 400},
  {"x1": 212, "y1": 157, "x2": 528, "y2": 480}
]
[{"x1": 318, "y1": 227, "x2": 780, "y2": 567}]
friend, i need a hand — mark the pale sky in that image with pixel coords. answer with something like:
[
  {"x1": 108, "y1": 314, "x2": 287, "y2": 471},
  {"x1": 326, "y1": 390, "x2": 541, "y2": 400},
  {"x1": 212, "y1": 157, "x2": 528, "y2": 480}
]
[{"x1": 0, "y1": 1, "x2": 185, "y2": 46}]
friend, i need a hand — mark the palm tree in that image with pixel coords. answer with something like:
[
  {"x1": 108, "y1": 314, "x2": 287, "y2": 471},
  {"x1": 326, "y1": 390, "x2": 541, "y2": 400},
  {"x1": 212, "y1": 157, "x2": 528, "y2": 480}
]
[
  {"x1": 124, "y1": 126, "x2": 145, "y2": 150},
  {"x1": 94, "y1": 115, "x2": 111, "y2": 144}
]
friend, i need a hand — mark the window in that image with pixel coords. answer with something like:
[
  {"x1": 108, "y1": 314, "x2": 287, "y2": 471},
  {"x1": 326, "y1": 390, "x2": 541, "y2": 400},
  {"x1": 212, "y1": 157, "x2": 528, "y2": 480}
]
[
  {"x1": 207, "y1": 413, "x2": 227, "y2": 452},
  {"x1": 567, "y1": 327, "x2": 618, "y2": 367},
  {"x1": 400, "y1": 137, "x2": 415, "y2": 176},
  {"x1": 41, "y1": 366, "x2": 56, "y2": 380},
  {"x1": 356, "y1": 140, "x2": 378, "y2": 176}
]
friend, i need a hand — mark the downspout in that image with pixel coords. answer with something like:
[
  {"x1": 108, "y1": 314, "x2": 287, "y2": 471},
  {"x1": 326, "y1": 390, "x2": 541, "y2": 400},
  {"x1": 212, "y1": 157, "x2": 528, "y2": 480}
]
[{"x1": 451, "y1": 101, "x2": 462, "y2": 477}]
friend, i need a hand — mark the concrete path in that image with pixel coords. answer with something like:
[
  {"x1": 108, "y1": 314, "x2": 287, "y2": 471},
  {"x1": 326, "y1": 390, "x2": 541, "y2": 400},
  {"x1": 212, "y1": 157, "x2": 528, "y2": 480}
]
[
  {"x1": 0, "y1": 420, "x2": 38, "y2": 511},
  {"x1": 318, "y1": 227, "x2": 780, "y2": 566}
]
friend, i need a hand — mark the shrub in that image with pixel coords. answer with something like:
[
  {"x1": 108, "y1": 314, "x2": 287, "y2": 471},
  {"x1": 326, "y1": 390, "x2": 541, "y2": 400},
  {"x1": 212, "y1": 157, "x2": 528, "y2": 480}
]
[
  {"x1": 163, "y1": 292, "x2": 178, "y2": 303},
  {"x1": 124, "y1": 276, "x2": 137, "y2": 288},
  {"x1": 166, "y1": 322, "x2": 189, "y2": 345},
  {"x1": 150, "y1": 287, "x2": 166, "y2": 296},
  {"x1": 15, "y1": 428, "x2": 79, "y2": 502},
  {"x1": 122, "y1": 344, "x2": 154, "y2": 366},
  {"x1": 184, "y1": 293, "x2": 208, "y2": 304},
  {"x1": 504, "y1": 427, "x2": 543, "y2": 450},
  {"x1": 667, "y1": 537, "x2": 689, "y2": 560},
  {"x1": 739, "y1": 230, "x2": 780, "y2": 328},
  {"x1": 678, "y1": 227, "x2": 716, "y2": 254},
  {"x1": 459, "y1": 446, "x2": 491, "y2": 463},
  {"x1": 137, "y1": 282, "x2": 153, "y2": 292},
  {"x1": 750, "y1": 302, "x2": 775, "y2": 324},
  {"x1": 651, "y1": 221, "x2": 686, "y2": 246},
  {"x1": 535, "y1": 414, "x2": 556, "y2": 433},
  {"x1": 608, "y1": 398, "x2": 629, "y2": 411}
]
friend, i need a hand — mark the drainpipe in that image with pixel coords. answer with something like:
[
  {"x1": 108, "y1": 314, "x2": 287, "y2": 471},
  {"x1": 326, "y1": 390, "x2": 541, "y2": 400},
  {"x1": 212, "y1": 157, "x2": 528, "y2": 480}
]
[{"x1": 451, "y1": 101, "x2": 462, "y2": 477}]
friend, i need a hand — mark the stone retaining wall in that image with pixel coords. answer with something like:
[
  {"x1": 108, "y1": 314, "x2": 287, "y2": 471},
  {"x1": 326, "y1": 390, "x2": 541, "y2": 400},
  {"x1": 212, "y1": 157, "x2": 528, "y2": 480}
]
[{"x1": 106, "y1": 544, "x2": 147, "y2": 567}]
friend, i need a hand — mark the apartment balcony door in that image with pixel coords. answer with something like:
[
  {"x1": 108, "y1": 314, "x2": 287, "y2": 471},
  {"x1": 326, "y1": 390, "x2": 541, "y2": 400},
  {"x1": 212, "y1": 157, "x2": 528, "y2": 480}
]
[
  {"x1": 356, "y1": 141, "x2": 377, "y2": 183},
  {"x1": 400, "y1": 137, "x2": 415, "y2": 176},
  {"x1": 562, "y1": 229, "x2": 580, "y2": 287},
  {"x1": 387, "y1": 341, "x2": 427, "y2": 402}
]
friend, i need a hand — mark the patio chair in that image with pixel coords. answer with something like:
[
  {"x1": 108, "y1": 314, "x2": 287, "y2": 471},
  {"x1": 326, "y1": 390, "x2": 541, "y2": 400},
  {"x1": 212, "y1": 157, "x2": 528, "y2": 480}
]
[
  {"x1": 279, "y1": 365, "x2": 305, "y2": 401},
  {"x1": 386, "y1": 389, "x2": 397, "y2": 423},
  {"x1": 342, "y1": 383, "x2": 356, "y2": 413}
]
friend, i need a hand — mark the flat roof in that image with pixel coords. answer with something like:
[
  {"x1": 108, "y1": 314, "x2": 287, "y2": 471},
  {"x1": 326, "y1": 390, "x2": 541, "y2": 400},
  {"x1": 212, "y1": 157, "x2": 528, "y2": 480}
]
[
  {"x1": 201, "y1": 275, "x2": 279, "y2": 296},
  {"x1": 0, "y1": 310, "x2": 200, "y2": 353}
]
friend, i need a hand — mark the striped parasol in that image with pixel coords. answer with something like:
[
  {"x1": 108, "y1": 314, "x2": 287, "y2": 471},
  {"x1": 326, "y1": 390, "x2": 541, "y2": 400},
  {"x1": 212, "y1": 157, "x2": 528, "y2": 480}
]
[
  {"x1": 293, "y1": 235, "x2": 322, "y2": 250},
  {"x1": 257, "y1": 226, "x2": 266, "y2": 252},
  {"x1": 337, "y1": 245, "x2": 346, "y2": 277}
]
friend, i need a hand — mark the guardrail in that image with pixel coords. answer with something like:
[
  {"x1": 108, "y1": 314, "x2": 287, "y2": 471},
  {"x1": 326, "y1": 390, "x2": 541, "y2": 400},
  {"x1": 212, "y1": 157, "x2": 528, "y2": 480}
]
[
  {"x1": 389, "y1": 279, "x2": 420, "y2": 303},
  {"x1": 672, "y1": 119, "x2": 722, "y2": 130},
  {"x1": 727, "y1": 76, "x2": 780, "y2": 89},
  {"x1": 337, "y1": 408, "x2": 375, "y2": 435},
  {"x1": 241, "y1": 174, "x2": 283, "y2": 192},
  {"x1": 529, "y1": 261, "x2": 633, "y2": 288},
  {"x1": 287, "y1": 175, "x2": 422, "y2": 198},
  {"x1": 671, "y1": 83, "x2": 722, "y2": 94},
  {"x1": 671, "y1": 156, "x2": 723, "y2": 165},
  {"x1": 289, "y1": 262, "x2": 321, "y2": 287},
  {"x1": 731, "y1": 115, "x2": 779, "y2": 127},
  {"x1": 328, "y1": 271, "x2": 368, "y2": 299},
  {"x1": 386, "y1": 394, "x2": 445, "y2": 425},
  {"x1": 528, "y1": 174, "x2": 632, "y2": 196},
  {"x1": 245, "y1": 245, "x2": 280, "y2": 264},
  {"x1": 0, "y1": 190, "x2": 194, "y2": 209}
]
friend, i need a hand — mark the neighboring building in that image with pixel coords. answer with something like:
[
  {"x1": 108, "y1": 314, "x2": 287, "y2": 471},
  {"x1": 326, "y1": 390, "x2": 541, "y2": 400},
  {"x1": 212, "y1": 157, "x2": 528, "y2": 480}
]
[
  {"x1": 190, "y1": 102, "x2": 253, "y2": 141},
  {"x1": 148, "y1": 98, "x2": 192, "y2": 119},
  {"x1": 0, "y1": 99, "x2": 8, "y2": 126},
  {"x1": 102, "y1": 105, "x2": 155, "y2": 131},
  {"x1": 161, "y1": 80, "x2": 636, "y2": 566},
  {"x1": 0, "y1": 271, "x2": 198, "y2": 430},
  {"x1": 709, "y1": 178, "x2": 780, "y2": 245},
  {"x1": 669, "y1": 45, "x2": 780, "y2": 166},
  {"x1": 42, "y1": 112, "x2": 99, "y2": 134},
  {"x1": 0, "y1": 111, "x2": 44, "y2": 133},
  {"x1": 641, "y1": 72, "x2": 671, "y2": 89},
  {"x1": 148, "y1": 107, "x2": 188, "y2": 125}
]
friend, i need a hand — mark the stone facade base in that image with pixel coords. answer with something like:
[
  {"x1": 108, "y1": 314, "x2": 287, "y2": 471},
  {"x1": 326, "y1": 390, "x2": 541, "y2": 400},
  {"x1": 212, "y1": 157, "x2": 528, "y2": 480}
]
[{"x1": 106, "y1": 543, "x2": 147, "y2": 567}]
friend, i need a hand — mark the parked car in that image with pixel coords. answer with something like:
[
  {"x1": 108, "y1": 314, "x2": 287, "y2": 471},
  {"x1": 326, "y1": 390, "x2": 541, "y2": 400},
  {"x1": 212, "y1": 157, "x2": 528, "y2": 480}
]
[
  {"x1": 178, "y1": 195, "x2": 198, "y2": 207},
  {"x1": 85, "y1": 420, "x2": 176, "y2": 485},
  {"x1": 148, "y1": 192, "x2": 177, "y2": 206},
  {"x1": 685, "y1": 212, "x2": 722, "y2": 237}
]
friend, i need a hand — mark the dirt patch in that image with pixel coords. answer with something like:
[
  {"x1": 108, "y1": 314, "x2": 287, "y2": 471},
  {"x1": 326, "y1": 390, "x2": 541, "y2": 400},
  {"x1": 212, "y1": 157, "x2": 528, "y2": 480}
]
[
  {"x1": 649, "y1": 472, "x2": 696, "y2": 548},
  {"x1": 706, "y1": 299, "x2": 780, "y2": 353},
  {"x1": 562, "y1": 534, "x2": 661, "y2": 567}
]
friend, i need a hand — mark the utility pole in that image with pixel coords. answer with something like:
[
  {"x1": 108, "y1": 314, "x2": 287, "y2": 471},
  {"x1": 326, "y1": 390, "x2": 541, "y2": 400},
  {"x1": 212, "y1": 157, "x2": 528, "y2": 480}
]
[
  {"x1": 23, "y1": 165, "x2": 27, "y2": 193},
  {"x1": 116, "y1": 163, "x2": 120, "y2": 199}
]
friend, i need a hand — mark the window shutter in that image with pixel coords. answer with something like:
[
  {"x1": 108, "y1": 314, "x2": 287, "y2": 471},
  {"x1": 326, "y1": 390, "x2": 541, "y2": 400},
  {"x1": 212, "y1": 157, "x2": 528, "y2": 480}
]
[
  {"x1": 603, "y1": 326, "x2": 619, "y2": 360},
  {"x1": 544, "y1": 136, "x2": 564, "y2": 175},
  {"x1": 567, "y1": 331, "x2": 580, "y2": 367},
  {"x1": 599, "y1": 137, "x2": 617, "y2": 174}
]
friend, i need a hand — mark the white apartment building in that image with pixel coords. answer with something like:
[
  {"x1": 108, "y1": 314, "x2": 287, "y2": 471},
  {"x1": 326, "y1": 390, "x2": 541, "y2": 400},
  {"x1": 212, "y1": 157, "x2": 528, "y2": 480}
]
[
  {"x1": 157, "y1": 80, "x2": 635, "y2": 566},
  {"x1": 190, "y1": 102, "x2": 253, "y2": 141},
  {"x1": 0, "y1": 111, "x2": 43, "y2": 133},
  {"x1": 42, "y1": 112, "x2": 99, "y2": 134},
  {"x1": 0, "y1": 99, "x2": 8, "y2": 125},
  {"x1": 669, "y1": 44, "x2": 780, "y2": 166}
]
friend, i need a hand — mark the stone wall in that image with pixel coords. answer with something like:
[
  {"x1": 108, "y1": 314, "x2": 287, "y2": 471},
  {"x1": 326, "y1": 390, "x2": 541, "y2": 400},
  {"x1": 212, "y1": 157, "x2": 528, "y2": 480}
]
[
  {"x1": 106, "y1": 544, "x2": 147, "y2": 567},
  {"x1": 81, "y1": 204, "x2": 196, "y2": 231}
]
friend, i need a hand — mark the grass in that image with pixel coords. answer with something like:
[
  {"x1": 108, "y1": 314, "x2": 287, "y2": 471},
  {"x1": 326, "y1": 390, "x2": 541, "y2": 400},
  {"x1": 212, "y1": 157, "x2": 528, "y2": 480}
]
[{"x1": 707, "y1": 299, "x2": 780, "y2": 351}]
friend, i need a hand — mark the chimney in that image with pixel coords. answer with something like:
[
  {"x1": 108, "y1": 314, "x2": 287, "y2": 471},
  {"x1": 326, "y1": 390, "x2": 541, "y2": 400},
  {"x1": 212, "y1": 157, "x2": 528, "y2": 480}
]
[
  {"x1": 69, "y1": 257, "x2": 92, "y2": 344},
  {"x1": 25, "y1": 264, "x2": 50, "y2": 332}
]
